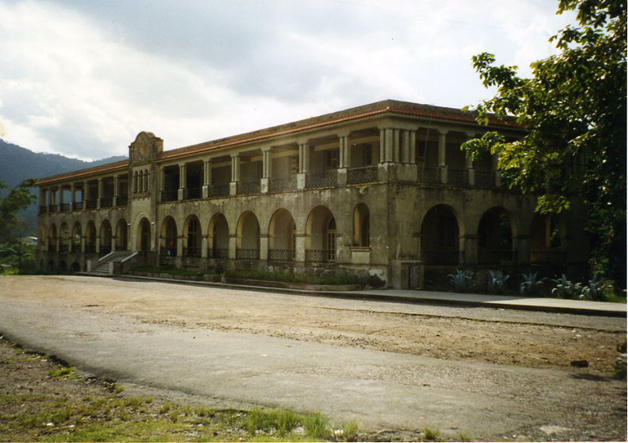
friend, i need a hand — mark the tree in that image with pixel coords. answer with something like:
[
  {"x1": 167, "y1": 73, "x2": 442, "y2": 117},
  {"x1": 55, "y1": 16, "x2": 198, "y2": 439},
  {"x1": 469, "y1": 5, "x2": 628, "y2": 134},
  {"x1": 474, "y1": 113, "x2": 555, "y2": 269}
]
[
  {"x1": 462, "y1": 0, "x2": 626, "y2": 288},
  {"x1": 0, "y1": 179, "x2": 36, "y2": 244}
]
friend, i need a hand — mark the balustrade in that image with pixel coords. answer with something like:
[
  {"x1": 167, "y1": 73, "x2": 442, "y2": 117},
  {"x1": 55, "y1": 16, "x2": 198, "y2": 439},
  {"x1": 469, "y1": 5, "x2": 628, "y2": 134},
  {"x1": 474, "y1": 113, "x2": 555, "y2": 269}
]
[
  {"x1": 84, "y1": 244, "x2": 96, "y2": 253},
  {"x1": 420, "y1": 250, "x2": 463, "y2": 265},
  {"x1": 447, "y1": 169, "x2": 468, "y2": 187},
  {"x1": 269, "y1": 176, "x2": 297, "y2": 193},
  {"x1": 161, "y1": 190, "x2": 178, "y2": 202},
  {"x1": 236, "y1": 248, "x2": 260, "y2": 260},
  {"x1": 474, "y1": 171, "x2": 495, "y2": 188},
  {"x1": 39, "y1": 205, "x2": 47, "y2": 214},
  {"x1": 305, "y1": 249, "x2": 335, "y2": 263},
  {"x1": 48, "y1": 204, "x2": 58, "y2": 213},
  {"x1": 478, "y1": 249, "x2": 515, "y2": 265},
  {"x1": 209, "y1": 184, "x2": 230, "y2": 198},
  {"x1": 85, "y1": 200, "x2": 97, "y2": 210},
  {"x1": 238, "y1": 181, "x2": 261, "y2": 195},
  {"x1": 208, "y1": 248, "x2": 229, "y2": 259},
  {"x1": 530, "y1": 250, "x2": 566, "y2": 264},
  {"x1": 60, "y1": 203, "x2": 71, "y2": 212},
  {"x1": 184, "y1": 247, "x2": 202, "y2": 257},
  {"x1": 347, "y1": 166, "x2": 378, "y2": 184},
  {"x1": 73, "y1": 202, "x2": 83, "y2": 211},
  {"x1": 116, "y1": 196, "x2": 128, "y2": 206},
  {"x1": 417, "y1": 167, "x2": 441, "y2": 184},
  {"x1": 185, "y1": 187, "x2": 202, "y2": 200},
  {"x1": 306, "y1": 171, "x2": 337, "y2": 189},
  {"x1": 268, "y1": 249, "x2": 295, "y2": 262},
  {"x1": 100, "y1": 198, "x2": 113, "y2": 208}
]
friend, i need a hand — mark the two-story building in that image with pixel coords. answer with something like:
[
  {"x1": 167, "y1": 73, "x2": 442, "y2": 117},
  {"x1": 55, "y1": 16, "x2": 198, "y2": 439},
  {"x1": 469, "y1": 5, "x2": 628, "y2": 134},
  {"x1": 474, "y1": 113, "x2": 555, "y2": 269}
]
[{"x1": 35, "y1": 100, "x2": 588, "y2": 288}]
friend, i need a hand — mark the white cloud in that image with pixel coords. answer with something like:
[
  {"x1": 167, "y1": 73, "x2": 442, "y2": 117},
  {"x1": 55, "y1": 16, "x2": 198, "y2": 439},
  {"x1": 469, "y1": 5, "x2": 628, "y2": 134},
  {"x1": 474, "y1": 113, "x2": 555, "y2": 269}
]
[{"x1": 0, "y1": 0, "x2": 578, "y2": 160}]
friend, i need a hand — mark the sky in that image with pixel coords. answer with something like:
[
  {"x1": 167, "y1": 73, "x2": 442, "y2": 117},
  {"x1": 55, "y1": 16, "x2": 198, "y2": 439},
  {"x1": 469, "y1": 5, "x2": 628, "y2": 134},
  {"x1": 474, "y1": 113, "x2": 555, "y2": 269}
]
[{"x1": 0, "y1": 0, "x2": 577, "y2": 161}]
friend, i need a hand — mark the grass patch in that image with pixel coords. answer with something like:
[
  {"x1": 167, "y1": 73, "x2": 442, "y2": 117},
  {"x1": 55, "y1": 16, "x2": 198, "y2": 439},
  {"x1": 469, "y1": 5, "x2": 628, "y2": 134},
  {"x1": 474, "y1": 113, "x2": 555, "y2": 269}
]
[{"x1": 423, "y1": 426, "x2": 441, "y2": 441}]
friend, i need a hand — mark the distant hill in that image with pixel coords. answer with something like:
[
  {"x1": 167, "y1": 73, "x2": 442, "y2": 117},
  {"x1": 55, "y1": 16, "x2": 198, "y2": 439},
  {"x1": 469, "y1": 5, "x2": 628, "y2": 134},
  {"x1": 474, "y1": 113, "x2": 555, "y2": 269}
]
[{"x1": 0, "y1": 139, "x2": 127, "y2": 235}]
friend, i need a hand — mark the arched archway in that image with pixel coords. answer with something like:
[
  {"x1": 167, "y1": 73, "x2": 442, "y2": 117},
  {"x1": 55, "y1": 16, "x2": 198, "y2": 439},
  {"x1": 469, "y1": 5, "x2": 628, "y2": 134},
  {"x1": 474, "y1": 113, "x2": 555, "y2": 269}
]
[
  {"x1": 305, "y1": 206, "x2": 336, "y2": 263},
  {"x1": 136, "y1": 218, "x2": 151, "y2": 253},
  {"x1": 236, "y1": 211, "x2": 260, "y2": 260},
  {"x1": 72, "y1": 222, "x2": 82, "y2": 253},
  {"x1": 85, "y1": 221, "x2": 96, "y2": 253},
  {"x1": 208, "y1": 214, "x2": 229, "y2": 259},
  {"x1": 530, "y1": 213, "x2": 565, "y2": 264},
  {"x1": 161, "y1": 217, "x2": 178, "y2": 256},
  {"x1": 353, "y1": 203, "x2": 370, "y2": 247},
  {"x1": 70, "y1": 262, "x2": 80, "y2": 273},
  {"x1": 184, "y1": 215, "x2": 202, "y2": 257},
  {"x1": 99, "y1": 220, "x2": 112, "y2": 254},
  {"x1": 59, "y1": 261, "x2": 67, "y2": 273},
  {"x1": 420, "y1": 205, "x2": 462, "y2": 265},
  {"x1": 115, "y1": 219, "x2": 128, "y2": 251},
  {"x1": 268, "y1": 208, "x2": 296, "y2": 261},
  {"x1": 48, "y1": 224, "x2": 58, "y2": 252},
  {"x1": 478, "y1": 207, "x2": 515, "y2": 264},
  {"x1": 59, "y1": 222, "x2": 70, "y2": 252}
]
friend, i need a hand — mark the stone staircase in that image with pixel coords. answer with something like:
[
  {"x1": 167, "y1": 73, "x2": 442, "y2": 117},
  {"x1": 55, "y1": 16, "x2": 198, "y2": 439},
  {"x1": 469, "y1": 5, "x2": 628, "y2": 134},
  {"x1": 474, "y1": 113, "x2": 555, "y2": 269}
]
[{"x1": 90, "y1": 251, "x2": 137, "y2": 275}]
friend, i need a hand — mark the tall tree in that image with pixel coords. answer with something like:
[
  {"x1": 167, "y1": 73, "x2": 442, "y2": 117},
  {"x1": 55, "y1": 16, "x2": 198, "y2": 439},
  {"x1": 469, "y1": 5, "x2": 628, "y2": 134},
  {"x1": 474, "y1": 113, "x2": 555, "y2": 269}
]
[
  {"x1": 462, "y1": 0, "x2": 626, "y2": 288},
  {"x1": 0, "y1": 179, "x2": 36, "y2": 244}
]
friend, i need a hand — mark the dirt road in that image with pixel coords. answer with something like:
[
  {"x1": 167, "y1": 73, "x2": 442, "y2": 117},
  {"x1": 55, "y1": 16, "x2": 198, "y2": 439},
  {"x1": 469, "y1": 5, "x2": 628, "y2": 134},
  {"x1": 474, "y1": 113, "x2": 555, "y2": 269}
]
[{"x1": 0, "y1": 276, "x2": 625, "y2": 441}]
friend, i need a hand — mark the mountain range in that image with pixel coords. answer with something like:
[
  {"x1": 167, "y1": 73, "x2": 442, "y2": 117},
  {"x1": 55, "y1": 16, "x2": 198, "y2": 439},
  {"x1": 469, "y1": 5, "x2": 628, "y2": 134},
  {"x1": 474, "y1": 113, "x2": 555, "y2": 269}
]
[{"x1": 0, "y1": 139, "x2": 127, "y2": 235}]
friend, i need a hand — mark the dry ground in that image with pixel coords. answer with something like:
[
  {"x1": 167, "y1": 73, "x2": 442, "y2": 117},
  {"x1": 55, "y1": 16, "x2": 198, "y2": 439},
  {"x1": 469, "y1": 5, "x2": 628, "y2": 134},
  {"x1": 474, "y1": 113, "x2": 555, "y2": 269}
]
[{"x1": 0, "y1": 275, "x2": 626, "y2": 441}]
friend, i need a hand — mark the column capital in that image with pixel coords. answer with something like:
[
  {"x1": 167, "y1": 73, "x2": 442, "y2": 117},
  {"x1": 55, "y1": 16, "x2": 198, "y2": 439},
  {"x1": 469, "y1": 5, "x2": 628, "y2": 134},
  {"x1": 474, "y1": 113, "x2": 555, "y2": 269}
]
[
  {"x1": 261, "y1": 146, "x2": 273, "y2": 153},
  {"x1": 230, "y1": 152, "x2": 241, "y2": 159}
]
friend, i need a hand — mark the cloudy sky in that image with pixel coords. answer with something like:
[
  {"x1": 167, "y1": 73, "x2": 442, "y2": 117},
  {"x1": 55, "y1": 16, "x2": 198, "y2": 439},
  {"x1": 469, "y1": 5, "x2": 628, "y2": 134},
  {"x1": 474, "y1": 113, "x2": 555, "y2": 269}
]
[{"x1": 0, "y1": 0, "x2": 576, "y2": 161}]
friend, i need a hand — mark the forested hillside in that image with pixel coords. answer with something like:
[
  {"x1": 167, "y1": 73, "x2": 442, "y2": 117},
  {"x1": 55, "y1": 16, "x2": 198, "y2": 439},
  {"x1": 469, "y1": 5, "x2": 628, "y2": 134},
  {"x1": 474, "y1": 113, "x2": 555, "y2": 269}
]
[{"x1": 0, "y1": 139, "x2": 127, "y2": 234}]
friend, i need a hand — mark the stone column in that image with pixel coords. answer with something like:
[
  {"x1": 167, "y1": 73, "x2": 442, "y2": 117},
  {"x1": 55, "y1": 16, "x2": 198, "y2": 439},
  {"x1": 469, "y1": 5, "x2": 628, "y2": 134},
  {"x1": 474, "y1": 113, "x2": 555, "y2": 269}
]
[
  {"x1": 113, "y1": 175, "x2": 119, "y2": 207},
  {"x1": 83, "y1": 181, "x2": 89, "y2": 209},
  {"x1": 202, "y1": 159, "x2": 212, "y2": 198},
  {"x1": 70, "y1": 184, "x2": 76, "y2": 210},
  {"x1": 261, "y1": 147, "x2": 272, "y2": 194},
  {"x1": 516, "y1": 234, "x2": 531, "y2": 265},
  {"x1": 97, "y1": 178, "x2": 103, "y2": 209},
  {"x1": 295, "y1": 233, "x2": 305, "y2": 263},
  {"x1": 58, "y1": 187, "x2": 64, "y2": 209},
  {"x1": 438, "y1": 130, "x2": 448, "y2": 184},
  {"x1": 338, "y1": 133, "x2": 350, "y2": 186},
  {"x1": 492, "y1": 154, "x2": 501, "y2": 187},
  {"x1": 297, "y1": 142, "x2": 310, "y2": 190},
  {"x1": 393, "y1": 128, "x2": 401, "y2": 163},
  {"x1": 465, "y1": 132, "x2": 475, "y2": 186},
  {"x1": 401, "y1": 130, "x2": 411, "y2": 164},
  {"x1": 229, "y1": 234, "x2": 237, "y2": 259},
  {"x1": 464, "y1": 234, "x2": 478, "y2": 265},
  {"x1": 260, "y1": 234, "x2": 269, "y2": 261},
  {"x1": 409, "y1": 130, "x2": 417, "y2": 164},
  {"x1": 230, "y1": 153, "x2": 240, "y2": 196},
  {"x1": 178, "y1": 163, "x2": 187, "y2": 200}
]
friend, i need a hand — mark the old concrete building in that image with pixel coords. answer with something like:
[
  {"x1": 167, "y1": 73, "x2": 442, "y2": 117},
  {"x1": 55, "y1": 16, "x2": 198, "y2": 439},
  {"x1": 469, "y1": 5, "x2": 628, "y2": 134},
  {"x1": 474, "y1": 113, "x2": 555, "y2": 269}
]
[{"x1": 35, "y1": 100, "x2": 588, "y2": 288}]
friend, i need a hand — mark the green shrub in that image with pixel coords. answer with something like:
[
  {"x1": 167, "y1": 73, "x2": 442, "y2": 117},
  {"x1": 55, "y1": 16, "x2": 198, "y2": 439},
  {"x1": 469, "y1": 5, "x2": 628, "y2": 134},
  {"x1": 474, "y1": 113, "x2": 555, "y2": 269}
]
[
  {"x1": 487, "y1": 270, "x2": 509, "y2": 294},
  {"x1": 303, "y1": 412, "x2": 330, "y2": 439},
  {"x1": 448, "y1": 269, "x2": 472, "y2": 293},
  {"x1": 520, "y1": 272, "x2": 545, "y2": 297}
]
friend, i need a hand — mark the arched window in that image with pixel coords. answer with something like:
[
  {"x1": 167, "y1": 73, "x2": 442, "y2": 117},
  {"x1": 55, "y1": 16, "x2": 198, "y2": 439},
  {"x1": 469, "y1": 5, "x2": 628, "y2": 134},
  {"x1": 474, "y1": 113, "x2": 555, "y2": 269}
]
[
  {"x1": 143, "y1": 169, "x2": 149, "y2": 192},
  {"x1": 133, "y1": 171, "x2": 139, "y2": 193}
]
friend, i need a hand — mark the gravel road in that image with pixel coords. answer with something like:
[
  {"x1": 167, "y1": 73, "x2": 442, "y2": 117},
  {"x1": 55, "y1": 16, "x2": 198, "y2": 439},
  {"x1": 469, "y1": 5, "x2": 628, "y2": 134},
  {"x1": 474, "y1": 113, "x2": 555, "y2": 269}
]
[{"x1": 0, "y1": 276, "x2": 625, "y2": 441}]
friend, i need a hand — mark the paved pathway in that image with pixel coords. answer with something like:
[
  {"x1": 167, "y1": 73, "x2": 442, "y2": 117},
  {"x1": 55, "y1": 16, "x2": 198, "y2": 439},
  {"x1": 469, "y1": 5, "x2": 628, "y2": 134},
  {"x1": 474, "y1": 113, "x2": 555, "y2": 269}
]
[{"x1": 0, "y1": 279, "x2": 625, "y2": 441}]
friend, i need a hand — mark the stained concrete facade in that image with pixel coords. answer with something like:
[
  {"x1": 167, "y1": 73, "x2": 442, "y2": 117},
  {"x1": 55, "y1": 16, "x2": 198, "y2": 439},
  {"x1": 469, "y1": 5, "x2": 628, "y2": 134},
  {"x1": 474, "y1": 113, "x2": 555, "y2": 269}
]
[{"x1": 35, "y1": 100, "x2": 588, "y2": 288}]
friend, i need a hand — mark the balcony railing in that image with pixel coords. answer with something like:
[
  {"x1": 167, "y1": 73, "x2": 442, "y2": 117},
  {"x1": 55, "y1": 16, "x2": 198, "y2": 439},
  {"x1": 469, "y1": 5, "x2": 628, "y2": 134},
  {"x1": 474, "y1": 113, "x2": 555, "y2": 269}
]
[
  {"x1": 236, "y1": 248, "x2": 260, "y2": 260},
  {"x1": 238, "y1": 181, "x2": 261, "y2": 195},
  {"x1": 48, "y1": 204, "x2": 58, "y2": 213},
  {"x1": 85, "y1": 200, "x2": 97, "y2": 210},
  {"x1": 185, "y1": 187, "x2": 202, "y2": 200},
  {"x1": 161, "y1": 246, "x2": 178, "y2": 257},
  {"x1": 417, "y1": 167, "x2": 441, "y2": 184},
  {"x1": 60, "y1": 203, "x2": 71, "y2": 212},
  {"x1": 448, "y1": 169, "x2": 469, "y2": 187},
  {"x1": 208, "y1": 248, "x2": 229, "y2": 259},
  {"x1": 71, "y1": 244, "x2": 81, "y2": 253},
  {"x1": 209, "y1": 184, "x2": 230, "y2": 198},
  {"x1": 184, "y1": 247, "x2": 202, "y2": 257},
  {"x1": 100, "y1": 246, "x2": 112, "y2": 255},
  {"x1": 59, "y1": 244, "x2": 69, "y2": 252},
  {"x1": 100, "y1": 198, "x2": 113, "y2": 208},
  {"x1": 306, "y1": 170, "x2": 337, "y2": 189},
  {"x1": 530, "y1": 250, "x2": 566, "y2": 264},
  {"x1": 268, "y1": 248, "x2": 295, "y2": 262},
  {"x1": 475, "y1": 171, "x2": 495, "y2": 188},
  {"x1": 116, "y1": 196, "x2": 128, "y2": 206},
  {"x1": 73, "y1": 202, "x2": 83, "y2": 211},
  {"x1": 84, "y1": 244, "x2": 96, "y2": 253},
  {"x1": 48, "y1": 244, "x2": 57, "y2": 252},
  {"x1": 305, "y1": 249, "x2": 335, "y2": 263},
  {"x1": 39, "y1": 205, "x2": 47, "y2": 214},
  {"x1": 269, "y1": 176, "x2": 297, "y2": 193},
  {"x1": 161, "y1": 190, "x2": 178, "y2": 202},
  {"x1": 478, "y1": 249, "x2": 515, "y2": 265},
  {"x1": 420, "y1": 250, "x2": 463, "y2": 265},
  {"x1": 347, "y1": 165, "x2": 378, "y2": 184}
]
